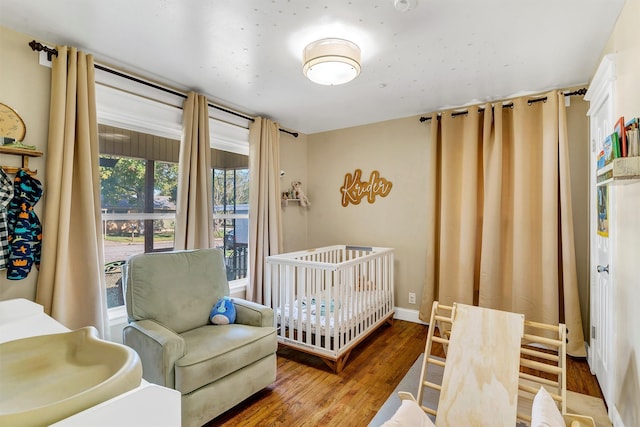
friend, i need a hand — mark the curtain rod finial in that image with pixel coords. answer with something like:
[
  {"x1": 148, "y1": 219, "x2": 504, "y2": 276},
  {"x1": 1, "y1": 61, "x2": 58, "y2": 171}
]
[{"x1": 28, "y1": 40, "x2": 58, "y2": 61}]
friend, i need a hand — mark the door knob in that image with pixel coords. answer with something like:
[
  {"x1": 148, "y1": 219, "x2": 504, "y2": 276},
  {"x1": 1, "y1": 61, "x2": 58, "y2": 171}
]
[{"x1": 597, "y1": 264, "x2": 609, "y2": 274}]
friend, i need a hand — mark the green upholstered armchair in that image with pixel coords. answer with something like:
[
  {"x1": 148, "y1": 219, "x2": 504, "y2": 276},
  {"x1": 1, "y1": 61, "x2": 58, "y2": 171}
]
[{"x1": 122, "y1": 249, "x2": 277, "y2": 427}]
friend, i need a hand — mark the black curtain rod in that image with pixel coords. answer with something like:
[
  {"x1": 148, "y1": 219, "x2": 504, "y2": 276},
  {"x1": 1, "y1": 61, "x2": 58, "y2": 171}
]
[
  {"x1": 29, "y1": 40, "x2": 299, "y2": 138},
  {"x1": 419, "y1": 88, "x2": 587, "y2": 122}
]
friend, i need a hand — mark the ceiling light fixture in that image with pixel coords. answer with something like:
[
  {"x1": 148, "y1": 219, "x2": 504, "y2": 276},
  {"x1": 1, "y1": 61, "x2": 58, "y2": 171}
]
[{"x1": 303, "y1": 38, "x2": 361, "y2": 86}]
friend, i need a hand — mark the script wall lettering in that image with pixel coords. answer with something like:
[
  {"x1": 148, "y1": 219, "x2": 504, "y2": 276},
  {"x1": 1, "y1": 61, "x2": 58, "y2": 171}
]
[{"x1": 340, "y1": 169, "x2": 393, "y2": 207}]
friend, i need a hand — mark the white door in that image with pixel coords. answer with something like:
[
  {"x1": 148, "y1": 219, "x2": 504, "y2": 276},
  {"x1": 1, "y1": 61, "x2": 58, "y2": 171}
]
[
  {"x1": 590, "y1": 158, "x2": 613, "y2": 404},
  {"x1": 586, "y1": 55, "x2": 616, "y2": 407}
]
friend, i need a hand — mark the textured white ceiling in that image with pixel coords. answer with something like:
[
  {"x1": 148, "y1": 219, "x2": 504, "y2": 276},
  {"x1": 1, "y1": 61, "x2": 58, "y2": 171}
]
[{"x1": 0, "y1": 0, "x2": 624, "y2": 134}]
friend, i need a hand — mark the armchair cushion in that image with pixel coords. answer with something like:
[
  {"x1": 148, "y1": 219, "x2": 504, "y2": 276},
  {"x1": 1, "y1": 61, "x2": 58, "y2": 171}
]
[
  {"x1": 175, "y1": 323, "x2": 277, "y2": 394},
  {"x1": 124, "y1": 249, "x2": 229, "y2": 334}
]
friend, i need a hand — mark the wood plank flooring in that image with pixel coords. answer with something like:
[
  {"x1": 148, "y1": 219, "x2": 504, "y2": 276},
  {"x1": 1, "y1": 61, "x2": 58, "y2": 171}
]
[{"x1": 206, "y1": 320, "x2": 602, "y2": 427}]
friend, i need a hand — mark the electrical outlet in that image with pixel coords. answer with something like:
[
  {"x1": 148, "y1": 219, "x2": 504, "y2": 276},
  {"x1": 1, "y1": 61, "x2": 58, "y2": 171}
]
[{"x1": 408, "y1": 292, "x2": 416, "y2": 304}]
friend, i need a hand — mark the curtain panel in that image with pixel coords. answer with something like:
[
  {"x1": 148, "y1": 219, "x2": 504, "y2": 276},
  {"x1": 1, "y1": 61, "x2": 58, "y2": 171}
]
[
  {"x1": 248, "y1": 117, "x2": 282, "y2": 304},
  {"x1": 419, "y1": 91, "x2": 586, "y2": 356},
  {"x1": 36, "y1": 46, "x2": 108, "y2": 338},
  {"x1": 175, "y1": 92, "x2": 214, "y2": 250}
]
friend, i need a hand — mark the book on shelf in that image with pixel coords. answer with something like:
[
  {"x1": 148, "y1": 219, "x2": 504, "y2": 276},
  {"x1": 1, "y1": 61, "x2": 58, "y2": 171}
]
[
  {"x1": 612, "y1": 131, "x2": 621, "y2": 159},
  {"x1": 599, "y1": 133, "x2": 614, "y2": 169},
  {"x1": 597, "y1": 149, "x2": 605, "y2": 169},
  {"x1": 614, "y1": 116, "x2": 627, "y2": 157},
  {"x1": 625, "y1": 117, "x2": 639, "y2": 157}
]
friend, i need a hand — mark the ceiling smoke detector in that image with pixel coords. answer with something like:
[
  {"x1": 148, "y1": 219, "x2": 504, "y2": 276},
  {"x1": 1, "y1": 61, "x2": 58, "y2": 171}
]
[{"x1": 394, "y1": 0, "x2": 417, "y2": 12}]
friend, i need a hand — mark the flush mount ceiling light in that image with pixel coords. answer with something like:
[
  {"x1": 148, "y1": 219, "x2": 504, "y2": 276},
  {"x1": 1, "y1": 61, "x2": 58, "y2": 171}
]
[{"x1": 303, "y1": 38, "x2": 361, "y2": 86}]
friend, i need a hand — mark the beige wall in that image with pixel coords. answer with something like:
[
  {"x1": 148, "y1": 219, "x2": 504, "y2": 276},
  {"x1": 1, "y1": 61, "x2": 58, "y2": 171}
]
[
  {"x1": 0, "y1": 26, "x2": 50, "y2": 301},
  {"x1": 598, "y1": 0, "x2": 640, "y2": 424},
  {"x1": 279, "y1": 131, "x2": 309, "y2": 253},
  {"x1": 304, "y1": 116, "x2": 432, "y2": 314}
]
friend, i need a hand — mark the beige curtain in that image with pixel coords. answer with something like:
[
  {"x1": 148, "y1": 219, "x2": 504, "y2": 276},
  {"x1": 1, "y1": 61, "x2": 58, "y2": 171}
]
[
  {"x1": 420, "y1": 91, "x2": 586, "y2": 356},
  {"x1": 248, "y1": 117, "x2": 282, "y2": 304},
  {"x1": 174, "y1": 92, "x2": 214, "y2": 250},
  {"x1": 36, "y1": 47, "x2": 108, "y2": 337}
]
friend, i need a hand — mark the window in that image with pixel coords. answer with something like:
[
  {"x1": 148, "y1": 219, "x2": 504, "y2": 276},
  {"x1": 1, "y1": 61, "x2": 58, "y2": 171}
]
[
  {"x1": 95, "y1": 70, "x2": 251, "y2": 313},
  {"x1": 100, "y1": 136, "x2": 251, "y2": 308},
  {"x1": 213, "y1": 165, "x2": 249, "y2": 283},
  {"x1": 99, "y1": 125, "x2": 180, "y2": 308}
]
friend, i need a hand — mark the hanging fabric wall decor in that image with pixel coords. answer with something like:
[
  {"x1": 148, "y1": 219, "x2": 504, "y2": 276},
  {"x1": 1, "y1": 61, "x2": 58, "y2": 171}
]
[
  {"x1": 0, "y1": 169, "x2": 14, "y2": 270},
  {"x1": 6, "y1": 169, "x2": 42, "y2": 279}
]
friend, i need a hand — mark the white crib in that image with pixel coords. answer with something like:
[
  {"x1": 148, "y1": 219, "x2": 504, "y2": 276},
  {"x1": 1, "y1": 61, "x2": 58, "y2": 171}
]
[{"x1": 265, "y1": 245, "x2": 394, "y2": 373}]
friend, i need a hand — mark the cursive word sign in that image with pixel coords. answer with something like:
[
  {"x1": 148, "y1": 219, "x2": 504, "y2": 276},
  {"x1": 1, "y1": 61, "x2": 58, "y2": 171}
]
[{"x1": 340, "y1": 169, "x2": 393, "y2": 207}]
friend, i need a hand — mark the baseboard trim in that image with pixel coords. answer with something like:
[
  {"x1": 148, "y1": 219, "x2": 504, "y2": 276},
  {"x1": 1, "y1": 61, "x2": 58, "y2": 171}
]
[{"x1": 393, "y1": 307, "x2": 428, "y2": 325}]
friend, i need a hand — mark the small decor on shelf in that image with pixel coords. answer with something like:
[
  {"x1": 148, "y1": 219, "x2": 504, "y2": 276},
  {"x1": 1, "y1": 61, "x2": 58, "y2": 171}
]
[
  {"x1": 281, "y1": 181, "x2": 310, "y2": 207},
  {"x1": 281, "y1": 192, "x2": 290, "y2": 207},
  {"x1": 291, "y1": 181, "x2": 310, "y2": 207}
]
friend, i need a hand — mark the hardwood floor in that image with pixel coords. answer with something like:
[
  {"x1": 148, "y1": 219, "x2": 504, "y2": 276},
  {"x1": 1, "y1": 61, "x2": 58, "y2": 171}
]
[{"x1": 206, "y1": 320, "x2": 602, "y2": 427}]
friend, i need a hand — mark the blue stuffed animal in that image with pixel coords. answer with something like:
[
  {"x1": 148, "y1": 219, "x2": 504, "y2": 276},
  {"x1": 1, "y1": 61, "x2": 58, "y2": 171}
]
[{"x1": 210, "y1": 296, "x2": 236, "y2": 325}]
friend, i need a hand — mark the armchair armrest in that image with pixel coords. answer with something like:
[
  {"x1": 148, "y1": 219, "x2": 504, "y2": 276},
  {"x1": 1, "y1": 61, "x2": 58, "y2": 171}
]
[
  {"x1": 233, "y1": 298, "x2": 274, "y2": 327},
  {"x1": 123, "y1": 319, "x2": 186, "y2": 389}
]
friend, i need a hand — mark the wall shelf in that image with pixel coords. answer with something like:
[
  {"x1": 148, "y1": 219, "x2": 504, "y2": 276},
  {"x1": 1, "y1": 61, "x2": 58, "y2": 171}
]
[
  {"x1": 0, "y1": 145, "x2": 43, "y2": 175},
  {"x1": 597, "y1": 157, "x2": 640, "y2": 185},
  {"x1": 281, "y1": 198, "x2": 311, "y2": 208},
  {"x1": 281, "y1": 198, "x2": 302, "y2": 207}
]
